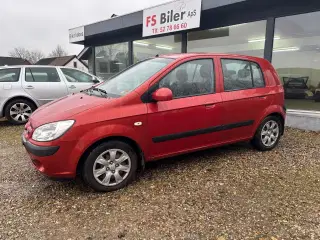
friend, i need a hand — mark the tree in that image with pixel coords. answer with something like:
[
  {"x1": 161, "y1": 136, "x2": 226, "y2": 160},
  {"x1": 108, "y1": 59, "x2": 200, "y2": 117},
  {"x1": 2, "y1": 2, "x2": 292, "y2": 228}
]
[
  {"x1": 28, "y1": 50, "x2": 45, "y2": 64},
  {"x1": 49, "y1": 45, "x2": 68, "y2": 57},
  {"x1": 9, "y1": 47, "x2": 45, "y2": 64}
]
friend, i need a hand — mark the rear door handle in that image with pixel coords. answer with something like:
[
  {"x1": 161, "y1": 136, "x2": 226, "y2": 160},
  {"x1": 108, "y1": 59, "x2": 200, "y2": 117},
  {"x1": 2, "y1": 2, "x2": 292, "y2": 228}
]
[
  {"x1": 204, "y1": 103, "x2": 215, "y2": 108},
  {"x1": 69, "y1": 85, "x2": 76, "y2": 89},
  {"x1": 258, "y1": 96, "x2": 267, "y2": 99},
  {"x1": 25, "y1": 85, "x2": 34, "y2": 89}
]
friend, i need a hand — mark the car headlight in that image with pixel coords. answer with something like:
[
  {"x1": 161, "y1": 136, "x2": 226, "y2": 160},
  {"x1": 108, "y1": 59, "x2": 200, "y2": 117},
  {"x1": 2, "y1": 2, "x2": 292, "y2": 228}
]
[{"x1": 32, "y1": 120, "x2": 75, "y2": 142}]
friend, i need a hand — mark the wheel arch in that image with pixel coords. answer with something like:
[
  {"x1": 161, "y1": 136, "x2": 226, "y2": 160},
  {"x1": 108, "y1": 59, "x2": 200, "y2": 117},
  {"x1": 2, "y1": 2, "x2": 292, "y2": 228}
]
[
  {"x1": 254, "y1": 109, "x2": 285, "y2": 136},
  {"x1": 266, "y1": 112, "x2": 285, "y2": 135},
  {"x1": 76, "y1": 135, "x2": 145, "y2": 175},
  {"x1": 3, "y1": 96, "x2": 39, "y2": 114}
]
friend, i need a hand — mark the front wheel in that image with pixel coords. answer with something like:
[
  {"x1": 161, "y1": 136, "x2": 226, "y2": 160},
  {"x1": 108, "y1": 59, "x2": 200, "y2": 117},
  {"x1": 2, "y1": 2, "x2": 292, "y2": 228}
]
[
  {"x1": 251, "y1": 116, "x2": 282, "y2": 151},
  {"x1": 82, "y1": 141, "x2": 138, "y2": 192}
]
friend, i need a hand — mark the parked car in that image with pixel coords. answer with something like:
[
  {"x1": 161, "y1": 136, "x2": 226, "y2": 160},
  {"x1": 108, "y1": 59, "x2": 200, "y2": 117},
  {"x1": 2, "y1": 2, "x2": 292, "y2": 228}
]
[
  {"x1": 283, "y1": 76, "x2": 309, "y2": 99},
  {"x1": 0, "y1": 65, "x2": 102, "y2": 124},
  {"x1": 22, "y1": 53, "x2": 286, "y2": 192}
]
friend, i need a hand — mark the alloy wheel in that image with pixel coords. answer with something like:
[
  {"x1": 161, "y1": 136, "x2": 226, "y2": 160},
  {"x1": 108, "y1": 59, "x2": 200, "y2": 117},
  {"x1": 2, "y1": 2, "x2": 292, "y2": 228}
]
[
  {"x1": 9, "y1": 103, "x2": 32, "y2": 123},
  {"x1": 261, "y1": 120, "x2": 280, "y2": 147},
  {"x1": 93, "y1": 149, "x2": 131, "y2": 186}
]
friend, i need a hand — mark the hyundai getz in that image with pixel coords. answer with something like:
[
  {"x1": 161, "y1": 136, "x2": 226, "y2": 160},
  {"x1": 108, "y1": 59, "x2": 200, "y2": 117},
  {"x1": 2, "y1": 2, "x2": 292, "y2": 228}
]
[{"x1": 22, "y1": 54, "x2": 286, "y2": 192}]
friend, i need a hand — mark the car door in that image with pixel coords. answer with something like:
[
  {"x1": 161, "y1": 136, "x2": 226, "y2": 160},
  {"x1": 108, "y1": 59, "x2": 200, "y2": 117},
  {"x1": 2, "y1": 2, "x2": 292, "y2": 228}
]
[
  {"x1": 59, "y1": 67, "x2": 100, "y2": 94},
  {"x1": 22, "y1": 67, "x2": 68, "y2": 105},
  {"x1": 146, "y1": 57, "x2": 224, "y2": 159},
  {"x1": 218, "y1": 57, "x2": 272, "y2": 142}
]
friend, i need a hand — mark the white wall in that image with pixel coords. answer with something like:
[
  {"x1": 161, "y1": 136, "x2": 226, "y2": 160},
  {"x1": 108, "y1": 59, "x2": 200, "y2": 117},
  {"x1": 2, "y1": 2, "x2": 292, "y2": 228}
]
[{"x1": 65, "y1": 58, "x2": 88, "y2": 72}]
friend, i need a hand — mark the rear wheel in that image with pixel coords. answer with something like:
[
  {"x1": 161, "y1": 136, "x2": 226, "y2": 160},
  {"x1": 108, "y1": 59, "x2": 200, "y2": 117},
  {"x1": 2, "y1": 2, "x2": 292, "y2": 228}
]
[
  {"x1": 5, "y1": 99, "x2": 36, "y2": 125},
  {"x1": 82, "y1": 141, "x2": 138, "y2": 192},
  {"x1": 251, "y1": 116, "x2": 282, "y2": 151}
]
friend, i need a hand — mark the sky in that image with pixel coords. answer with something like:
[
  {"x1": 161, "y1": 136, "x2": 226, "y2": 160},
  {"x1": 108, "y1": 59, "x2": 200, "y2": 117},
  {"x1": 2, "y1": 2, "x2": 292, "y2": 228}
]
[{"x1": 0, "y1": 0, "x2": 172, "y2": 57}]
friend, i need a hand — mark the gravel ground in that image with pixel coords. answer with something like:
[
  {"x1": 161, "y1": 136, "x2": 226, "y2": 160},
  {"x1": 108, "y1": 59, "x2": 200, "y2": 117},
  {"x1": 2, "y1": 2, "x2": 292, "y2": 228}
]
[{"x1": 0, "y1": 119, "x2": 320, "y2": 240}]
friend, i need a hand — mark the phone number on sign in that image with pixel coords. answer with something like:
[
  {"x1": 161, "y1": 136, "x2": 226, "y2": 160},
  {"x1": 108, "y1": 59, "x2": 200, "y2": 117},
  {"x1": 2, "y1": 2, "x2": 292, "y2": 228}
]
[{"x1": 152, "y1": 23, "x2": 188, "y2": 34}]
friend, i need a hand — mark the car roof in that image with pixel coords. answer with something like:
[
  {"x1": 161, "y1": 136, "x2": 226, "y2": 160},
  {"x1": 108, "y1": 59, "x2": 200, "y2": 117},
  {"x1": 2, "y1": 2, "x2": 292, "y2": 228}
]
[
  {"x1": 159, "y1": 53, "x2": 265, "y2": 61},
  {"x1": 0, "y1": 65, "x2": 60, "y2": 69}
]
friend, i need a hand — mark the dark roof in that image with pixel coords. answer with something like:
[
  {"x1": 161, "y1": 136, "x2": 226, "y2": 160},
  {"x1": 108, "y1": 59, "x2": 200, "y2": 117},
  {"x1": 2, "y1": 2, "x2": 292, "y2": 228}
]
[
  {"x1": 35, "y1": 55, "x2": 76, "y2": 66},
  {"x1": 0, "y1": 57, "x2": 31, "y2": 66},
  {"x1": 36, "y1": 57, "x2": 57, "y2": 65}
]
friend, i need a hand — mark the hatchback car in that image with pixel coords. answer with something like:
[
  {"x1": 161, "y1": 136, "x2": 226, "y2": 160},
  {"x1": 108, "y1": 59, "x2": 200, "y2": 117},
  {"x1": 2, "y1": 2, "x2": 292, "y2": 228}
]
[
  {"x1": 283, "y1": 76, "x2": 309, "y2": 99},
  {"x1": 0, "y1": 65, "x2": 101, "y2": 124},
  {"x1": 22, "y1": 54, "x2": 286, "y2": 192}
]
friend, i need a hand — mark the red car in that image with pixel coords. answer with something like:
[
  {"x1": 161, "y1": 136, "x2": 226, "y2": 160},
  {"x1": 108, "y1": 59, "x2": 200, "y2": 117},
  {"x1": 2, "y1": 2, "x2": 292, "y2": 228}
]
[{"x1": 22, "y1": 53, "x2": 285, "y2": 192}]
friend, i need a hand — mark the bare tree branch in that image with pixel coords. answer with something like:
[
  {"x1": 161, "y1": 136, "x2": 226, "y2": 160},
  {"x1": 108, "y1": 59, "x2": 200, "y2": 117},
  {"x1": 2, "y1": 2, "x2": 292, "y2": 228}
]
[
  {"x1": 9, "y1": 47, "x2": 29, "y2": 60},
  {"x1": 49, "y1": 45, "x2": 68, "y2": 57},
  {"x1": 29, "y1": 50, "x2": 45, "y2": 64},
  {"x1": 9, "y1": 47, "x2": 45, "y2": 64}
]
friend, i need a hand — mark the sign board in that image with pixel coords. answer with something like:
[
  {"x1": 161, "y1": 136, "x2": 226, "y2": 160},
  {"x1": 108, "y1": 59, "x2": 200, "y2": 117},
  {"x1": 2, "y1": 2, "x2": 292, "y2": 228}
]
[
  {"x1": 143, "y1": 0, "x2": 202, "y2": 37},
  {"x1": 69, "y1": 26, "x2": 85, "y2": 43}
]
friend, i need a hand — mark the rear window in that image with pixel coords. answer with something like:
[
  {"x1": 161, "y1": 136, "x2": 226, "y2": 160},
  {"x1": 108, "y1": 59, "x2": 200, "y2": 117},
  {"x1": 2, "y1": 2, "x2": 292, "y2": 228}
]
[
  {"x1": 0, "y1": 68, "x2": 21, "y2": 82},
  {"x1": 284, "y1": 77, "x2": 308, "y2": 88}
]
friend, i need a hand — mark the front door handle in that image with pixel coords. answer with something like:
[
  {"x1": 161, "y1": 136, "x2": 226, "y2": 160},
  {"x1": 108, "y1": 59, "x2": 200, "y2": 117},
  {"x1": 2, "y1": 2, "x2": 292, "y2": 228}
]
[
  {"x1": 25, "y1": 85, "x2": 34, "y2": 89},
  {"x1": 69, "y1": 85, "x2": 76, "y2": 89},
  {"x1": 258, "y1": 96, "x2": 267, "y2": 99}
]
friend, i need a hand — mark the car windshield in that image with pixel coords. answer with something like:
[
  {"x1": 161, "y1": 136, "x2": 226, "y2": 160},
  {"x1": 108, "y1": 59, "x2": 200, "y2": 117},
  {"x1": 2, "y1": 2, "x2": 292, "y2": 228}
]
[{"x1": 96, "y1": 58, "x2": 174, "y2": 97}]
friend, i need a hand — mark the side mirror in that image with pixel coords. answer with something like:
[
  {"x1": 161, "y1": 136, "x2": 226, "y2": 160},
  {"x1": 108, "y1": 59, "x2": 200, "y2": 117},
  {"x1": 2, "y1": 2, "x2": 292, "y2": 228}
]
[
  {"x1": 152, "y1": 88, "x2": 173, "y2": 102},
  {"x1": 92, "y1": 78, "x2": 100, "y2": 84}
]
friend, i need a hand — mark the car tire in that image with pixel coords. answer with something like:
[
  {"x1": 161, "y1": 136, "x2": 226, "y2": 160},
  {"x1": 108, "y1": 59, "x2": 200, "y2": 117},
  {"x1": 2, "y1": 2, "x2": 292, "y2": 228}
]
[
  {"x1": 4, "y1": 99, "x2": 36, "y2": 125},
  {"x1": 82, "y1": 141, "x2": 138, "y2": 192},
  {"x1": 251, "y1": 116, "x2": 283, "y2": 151}
]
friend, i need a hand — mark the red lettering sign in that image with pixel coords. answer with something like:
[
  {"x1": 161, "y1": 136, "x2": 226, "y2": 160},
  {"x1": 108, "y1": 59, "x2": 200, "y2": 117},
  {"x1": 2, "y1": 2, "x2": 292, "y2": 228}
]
[{"x1": 146, "y1": 15, "x2": 157, "y2": 27}]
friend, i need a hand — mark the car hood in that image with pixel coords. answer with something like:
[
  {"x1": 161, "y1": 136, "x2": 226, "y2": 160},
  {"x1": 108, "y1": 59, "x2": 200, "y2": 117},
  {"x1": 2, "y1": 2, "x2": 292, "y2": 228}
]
[{"x1": 30, "y1": 93, "x2": 113, "y2": 128}]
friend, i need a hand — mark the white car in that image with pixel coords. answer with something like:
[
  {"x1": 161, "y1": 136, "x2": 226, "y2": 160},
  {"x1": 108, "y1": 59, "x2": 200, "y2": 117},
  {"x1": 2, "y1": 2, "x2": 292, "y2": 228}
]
[{"x1": 0, "y1": 65, "x2": 102, "y2": 124}]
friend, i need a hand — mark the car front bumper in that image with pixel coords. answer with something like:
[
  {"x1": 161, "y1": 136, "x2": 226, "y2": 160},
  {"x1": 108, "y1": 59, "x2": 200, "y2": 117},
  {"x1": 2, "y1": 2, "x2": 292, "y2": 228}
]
[
  {"x1": 22, "y1": 135, "x2": 60, "y2": 157},
  {"x1": 22, "y1": 134, "x2": 78, "y2": 178}
]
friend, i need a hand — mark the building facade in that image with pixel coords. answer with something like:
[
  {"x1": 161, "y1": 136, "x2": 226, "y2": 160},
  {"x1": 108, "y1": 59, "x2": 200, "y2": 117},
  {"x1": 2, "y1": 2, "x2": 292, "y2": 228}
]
[{"x1": 71, "y1": 0, "x2": 320, "y2": 130}]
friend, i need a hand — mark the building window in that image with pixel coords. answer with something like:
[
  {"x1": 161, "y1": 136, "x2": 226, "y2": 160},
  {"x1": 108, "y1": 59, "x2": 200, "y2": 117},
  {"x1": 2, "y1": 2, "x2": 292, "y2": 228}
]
[
  {"x1": 95, "y1": 42, "x2": 129, "y2": 80},
  {"x1": 133, "y1": 35, "x2": 181, "y2": 63},
  {"x1": 87, "y1": 48, "x2": 94, "y2": 74},
  {"x1": 73, "y1": 61, "x2": 77, "y2": 68},
  {"x1": 187, "y1": 20, "x2": 267, "y2": 58},
  {"x1": 273, "y1": 12, "x2": 320, "y2": 111}
]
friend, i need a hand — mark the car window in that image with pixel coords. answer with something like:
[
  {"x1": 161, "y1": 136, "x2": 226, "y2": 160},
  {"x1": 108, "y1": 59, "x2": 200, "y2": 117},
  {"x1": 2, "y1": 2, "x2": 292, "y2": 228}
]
[
  {"x1": 61, "y1": 68, "x2": 93, "y2": 83},
  {"x1": 25, "y1": 68, "x2": 60, "y2": 82},
  {"x1": 251, "y1": 62, "x2": 265, "y2": 88},
  {"x1": 221, "y1": 59, "x2": 265, "y2": 91},
  {"x1": 0, "y1": 68, "x2": 21, "y2": 82},
  {"x1": 158, "y1": 59, "x2": 214, "y2": 98}
]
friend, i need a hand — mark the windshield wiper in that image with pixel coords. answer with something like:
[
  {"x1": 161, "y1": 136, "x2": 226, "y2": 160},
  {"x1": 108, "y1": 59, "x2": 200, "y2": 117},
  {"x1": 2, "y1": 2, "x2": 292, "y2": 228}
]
[
  {"x1": 92, "y1": 87, "x2": 108, "y2": 97},
  {"x1": 81, "y1": 87, "x2": 107, "y2": 97}
]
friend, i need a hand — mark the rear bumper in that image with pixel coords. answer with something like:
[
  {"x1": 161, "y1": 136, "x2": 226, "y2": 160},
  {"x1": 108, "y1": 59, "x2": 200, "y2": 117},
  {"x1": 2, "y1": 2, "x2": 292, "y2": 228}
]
[{"x1": 22, "y1": 135, "x2": 78, "y2": 178}]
